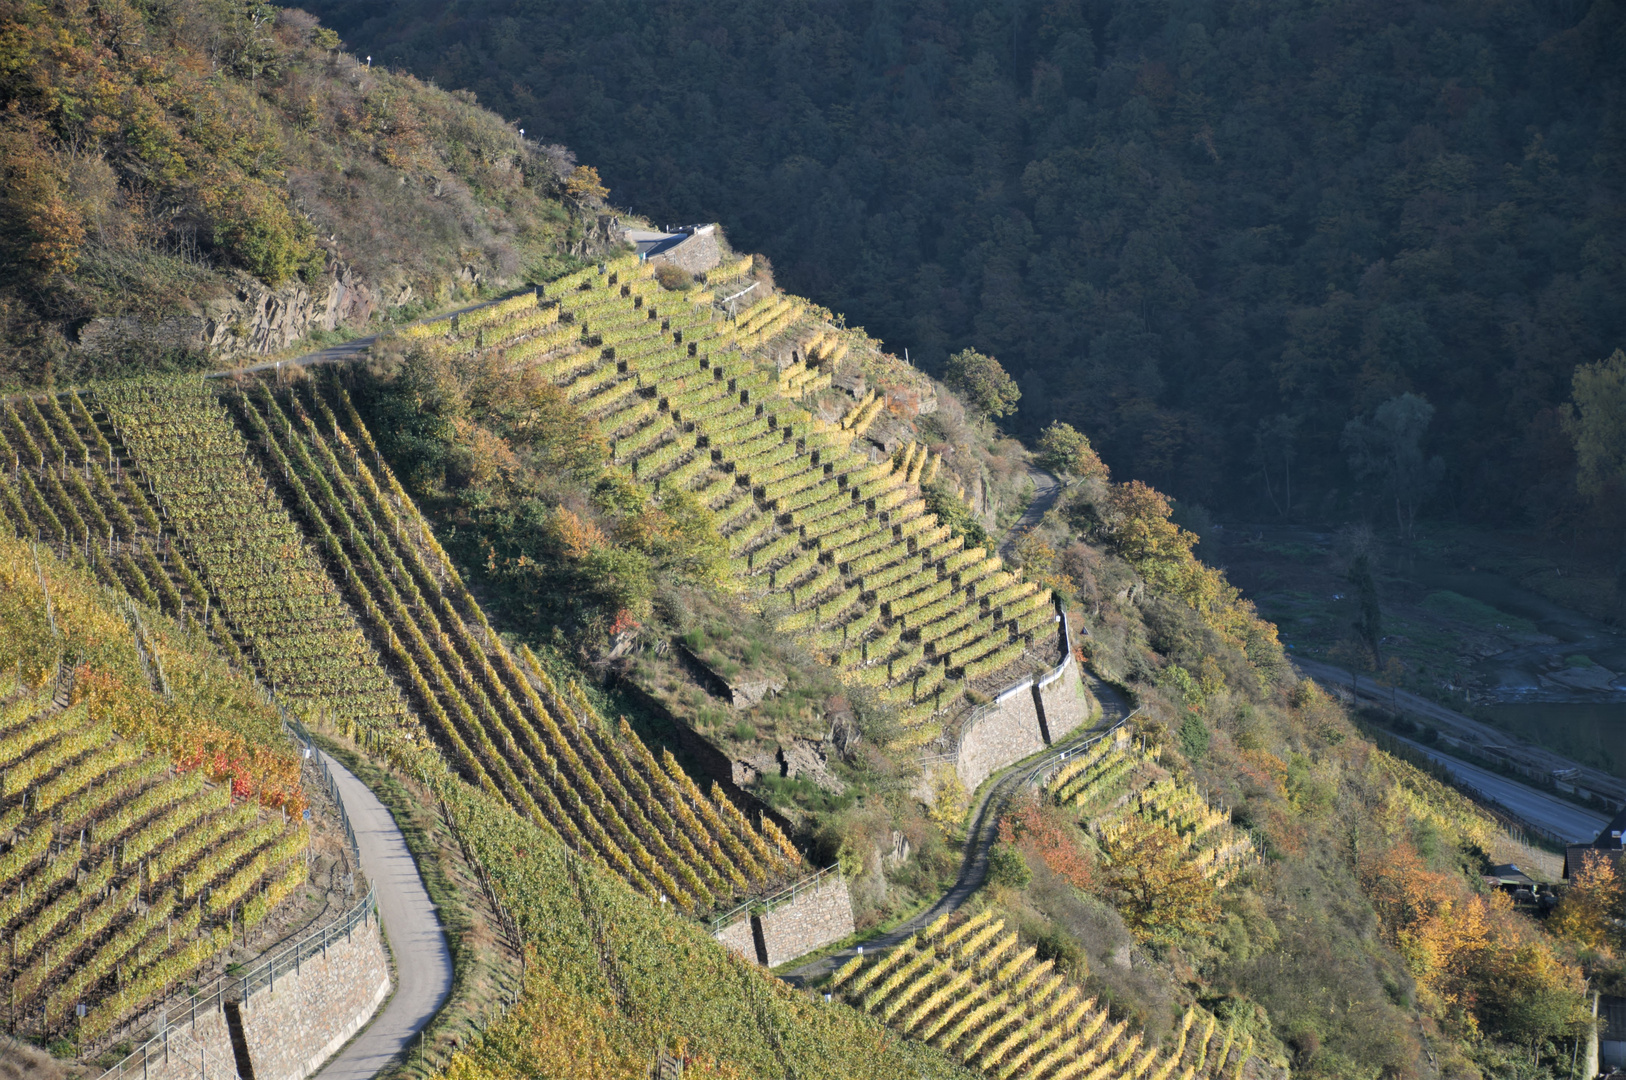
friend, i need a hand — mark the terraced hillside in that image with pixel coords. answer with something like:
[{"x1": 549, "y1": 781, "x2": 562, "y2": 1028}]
[
  {"x1": 0, "y1": 534, "x2": 310, "y2": 1045},
  {"x1": 229, "y1": 377, "x2": 802, "y2": 911},
  {"x1": 829, "y1": 909, "x2": 1253, "y2": 1080},
  {"x1": 1047, "y1": 731, "x2": 1256, "y2": 889},
  {"x1": 0, "y1": 379, "x2": 800, "y2": 916},
  {"x1": 403, "y1": 256, "x2": 1059, "y2": 748},
  {"x1": 0, "y1": 386, "x2": 405, "y2": 731}
]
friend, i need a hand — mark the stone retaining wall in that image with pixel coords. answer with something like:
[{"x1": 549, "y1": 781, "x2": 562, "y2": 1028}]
[
  {"x1": 240, "y1": 914, "x2": 390, "y2": 1080},
  {"x1": 647, "y1": 226, "x2": 722, "y2": 276},
  {"x1": 714, "y1": 913, "x2": 760, "y2": 964},
  {"x1": 955, "y1": 681, "x2": 1047, "y2": 792},
  {"x1": 949, "y1": 613, "x2": 1094, "y2": 793},
  {"x1": 129, "y1": 914, "x2": 388, "y2": 1080},
  {"x1": 757, "y1": 875, "x2": 856, "y2": 968},
  {"x1": 712, "y1": 874, "x2": 855, "y2": 968}
]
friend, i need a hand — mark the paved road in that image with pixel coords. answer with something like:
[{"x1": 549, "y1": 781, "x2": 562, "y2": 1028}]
[
  {"x1": 782, "y1": 673, "x2": 1133, "y2": 987},
  {"x1": 312, "y1": 753, "x2": 453, "y2": 1080},
  {"x1": 1295, "y1": 656, "x2": 1626, "y2": 806},
  {"x1": 998, "y1": 466, "x2": 1063, "y2": 560}
]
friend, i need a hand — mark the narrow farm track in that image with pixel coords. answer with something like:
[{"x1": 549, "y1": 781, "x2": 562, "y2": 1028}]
[
  {"x1": 782, "y1": 672, "x2": 1131, "y2": 987},
  {"x1": 997, "y1": 466, "x2": 1062, "y2": 560},
  {"x1": 311, "y1": 752, "x2": 452, "y2": 1080}
]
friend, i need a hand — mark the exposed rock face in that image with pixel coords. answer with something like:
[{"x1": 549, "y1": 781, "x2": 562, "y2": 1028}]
[
  {"x1": 780, "y1": 737, "x2": 846, "y2": 794},
  {"x1": 730, "y1": 678, "x2": 783, "y2": 709},
  {"x1": 73, "y1": 262, "x2": 408, "y2": 361}
]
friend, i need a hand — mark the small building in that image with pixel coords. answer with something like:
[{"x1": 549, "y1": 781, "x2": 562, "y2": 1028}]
[{"x1": 1564, "y1": 807, "x2": 1626, "y2": 879}]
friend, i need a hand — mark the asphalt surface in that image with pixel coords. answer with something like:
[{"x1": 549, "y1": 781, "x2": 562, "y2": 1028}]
[
  {"x1": 1295, "y1": 656, "x2": 1626, "y2": 806},
  {"x1": 998, "y1": 466, "x2": 1063, "y2": 560},
  {"x1": 782, "y1": 673, "x2": 1133, "y2": 987},
  {"x1": 311, "y1": 753, "x2": 452, "y2": 1080}
]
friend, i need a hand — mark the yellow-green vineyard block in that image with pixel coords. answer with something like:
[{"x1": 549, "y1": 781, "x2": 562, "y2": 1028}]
[
  {"x1": 962, "y1": 639, "x2": 1026, "y2": 681},
  {"x1": 768, "y1": 545, "x2": 820, "y2": 588},
  {"x1": 900, "y1": 589, "x2": 968, "y2": 631},
  {"x1": 842, "y1": 605, "x2": 883, "y2": 641},
  {"x1": 747, "y1": 531, "x2": 799, "y2": 568},
  {"x1": 947, "y1": 632, "x2": 1004, "y2": 671},
  {"x1": 613, "y1": 418, "x2": 673, "y2": 458},
  {"x1": 818, "y1": 584, "x2": 863, "y2": 621},
  {"x1": 985, "y1": 581, "x2": 1040, "y2": 614},
  {"x1": 791, "y1": 563, "x2": 841, "y2": 604},
  {"x1": 726, "y1": 510, "x2": 775, "y2": 555},
  {"x1": 919, "y1": 606, "x2": 980, "y2": 649},
  {"x1": 783, "y1": 479, "x2": 846, "y2": 517},
  {"x1": 867, "y1": 621, "x2": 904, "y2": 661},
  {"x1": 584, "y1": 376, "x2": 644, "y2": 417},
  {"x1": 920, "y1": 533, "x2": 966, "y2": 564},
  {"x1": 887, "y1": 577, "x2": 955, "y2": 619},
  {"x1": 831, "y1": 527, "x2": 896, "y2": 568}
]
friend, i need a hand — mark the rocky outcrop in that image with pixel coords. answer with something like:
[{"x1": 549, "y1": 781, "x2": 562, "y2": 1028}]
[{"x1": 73, "y1": 261, "x2": 414, "y2": 361}]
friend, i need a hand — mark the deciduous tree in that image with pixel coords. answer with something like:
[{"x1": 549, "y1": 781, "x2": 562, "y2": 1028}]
[{"x1": 943, "y1": 349, "x2": 1020, "y2": 419}]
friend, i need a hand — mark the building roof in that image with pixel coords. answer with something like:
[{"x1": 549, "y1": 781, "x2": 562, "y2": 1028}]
[{"x1": 1487, "y1": 864, "x2": 1536, "y2": 887}]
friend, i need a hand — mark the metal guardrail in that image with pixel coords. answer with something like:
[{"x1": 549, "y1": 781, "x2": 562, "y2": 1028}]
[
  {"x1": 938, "y1": 604, "x2": 1074, "y2": 762},
  {"x1": 97, "y1": 887, "x2": 379, "y2": 1080},
  {"x1": 708, "y1": 864, "x2": 842, "y2": 934},
  {"x1": 97, "y1": 714, "x2": 375, "y2": 1080},
  {"x1": 283, "y1": 716, "x2": 362, "y2": 870}
]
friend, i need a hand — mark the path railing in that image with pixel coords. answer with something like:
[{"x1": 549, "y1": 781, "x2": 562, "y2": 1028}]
[
  {"x1": 709, "y1": 864, "x2": 842, "y2": 934},
  {"x1": 97, "y1": 715, "x2": 376, "y2": 1080},
  {"x1": 938, "y1": 603, "x2": 1075, "y2": 762}
]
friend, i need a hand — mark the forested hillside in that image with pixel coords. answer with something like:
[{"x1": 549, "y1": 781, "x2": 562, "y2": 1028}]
[{"x1": 299, "y1": 0, "x2": 1626, "y2": 530}]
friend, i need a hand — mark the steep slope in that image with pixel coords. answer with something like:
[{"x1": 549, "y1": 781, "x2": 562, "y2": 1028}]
[
  {"x1": 388, "y1": 256, "x2": 1060, "y2": 748},
  {"x1": 0, "y1": 531, "x2": 309, "y2": 1047},
  {"x1": 298, "y1": 0, "x2": 1626, "y2": 529},
  {"x1": 0, "y1": 0, "x2": 596, "y2": 388}
]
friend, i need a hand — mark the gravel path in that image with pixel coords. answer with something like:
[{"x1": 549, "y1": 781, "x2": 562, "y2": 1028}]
[
  {"x1": 781, "y1": 673, "x2": 1133, "y2": 987},
  {"x1": 311, "y1": 753, "x2": 453, "y2": 1080}
]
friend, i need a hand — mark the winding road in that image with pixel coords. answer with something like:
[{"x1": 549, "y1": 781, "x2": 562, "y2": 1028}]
[
  {"x1": 311, "y1": 753, "x2": 453, "y2": 1080},
  {"x1": 998, "y1": 466, "x2": 1063, "y2": 560},
  {"x1": 782, "y1": 674, "x2": 1133, "y2": 986}
]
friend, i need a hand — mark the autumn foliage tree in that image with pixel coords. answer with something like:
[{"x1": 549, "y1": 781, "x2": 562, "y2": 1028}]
[
  {"x1": 1098, "y1": 813, "x2": 1217, "y2": 943},
  {"x1": 1550, "y1": 851, "x2": 1624, "y2": 955},
  {"x1": 1360, "y1": 840, "x2": 1584, "y2": 1039},
  {"x1": 943, "y1": 348, "x2": 1020, "y2": 419}
]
